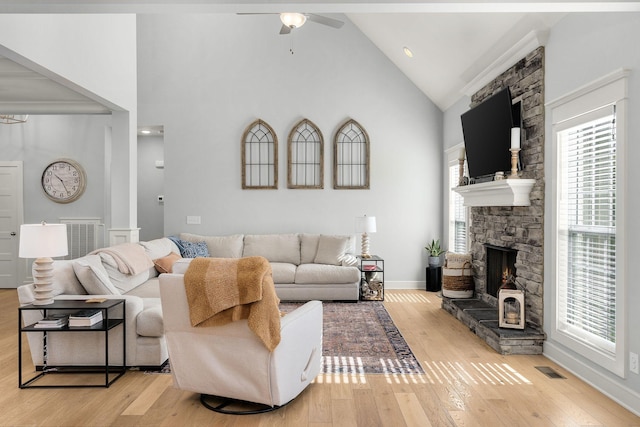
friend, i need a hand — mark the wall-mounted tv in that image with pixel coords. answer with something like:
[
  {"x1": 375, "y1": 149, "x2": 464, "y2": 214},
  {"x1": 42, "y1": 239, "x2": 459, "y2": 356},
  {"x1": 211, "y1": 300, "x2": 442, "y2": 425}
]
[{"x1": 461, "y1": 87, "x2": 521, "y2": 181}]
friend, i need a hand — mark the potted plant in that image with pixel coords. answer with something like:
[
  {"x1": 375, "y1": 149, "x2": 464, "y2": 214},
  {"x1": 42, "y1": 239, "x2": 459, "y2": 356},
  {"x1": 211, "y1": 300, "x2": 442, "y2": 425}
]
[{"x1": 425, "y1": 239, "x2": 444, "y2": 267}]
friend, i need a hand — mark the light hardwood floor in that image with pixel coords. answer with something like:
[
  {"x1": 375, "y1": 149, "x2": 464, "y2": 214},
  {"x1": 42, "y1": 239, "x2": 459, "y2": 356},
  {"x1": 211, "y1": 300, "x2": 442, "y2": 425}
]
[{"x1": 3, "y1": 289, "x2": 639, "y2": 426}]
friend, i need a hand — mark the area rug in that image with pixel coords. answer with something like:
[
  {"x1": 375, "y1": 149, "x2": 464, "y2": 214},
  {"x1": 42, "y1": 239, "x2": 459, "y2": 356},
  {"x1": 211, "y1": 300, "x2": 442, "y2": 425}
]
[
  {"x1": 152, "y1": 301, "x2": 423, "y2": 376},
  {"x1": 282, "y1": 301, "x2": 423, "y2": 375}
]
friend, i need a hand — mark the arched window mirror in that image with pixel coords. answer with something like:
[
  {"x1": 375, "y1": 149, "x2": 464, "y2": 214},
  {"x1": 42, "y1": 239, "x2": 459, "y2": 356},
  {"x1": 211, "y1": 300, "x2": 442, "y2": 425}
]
[
  {"x1": 334, "y1": 119, "x2": 370, "y2": 189},
  {"x1": 241, "y1": 119, "x2": 278, "y2": 189},
  {"x1": 288, "y1": 119, "x2": 324, "y2": 189}
]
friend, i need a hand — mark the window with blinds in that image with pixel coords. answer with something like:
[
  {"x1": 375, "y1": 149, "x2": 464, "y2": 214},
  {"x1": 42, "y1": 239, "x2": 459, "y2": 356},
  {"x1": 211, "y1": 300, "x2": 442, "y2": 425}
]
[
  {"x1": 448, "y1": 161, "x2": 468, "y2": 253},
  {"x1": 557, "y1": 107, "x2": 616, "y2": 355}
]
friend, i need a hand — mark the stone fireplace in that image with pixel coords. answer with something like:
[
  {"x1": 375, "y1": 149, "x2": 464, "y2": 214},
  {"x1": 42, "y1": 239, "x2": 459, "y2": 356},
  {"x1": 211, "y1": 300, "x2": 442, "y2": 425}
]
[{"x1": 441, "y1": 46, "x2": 546, "y2": 354}]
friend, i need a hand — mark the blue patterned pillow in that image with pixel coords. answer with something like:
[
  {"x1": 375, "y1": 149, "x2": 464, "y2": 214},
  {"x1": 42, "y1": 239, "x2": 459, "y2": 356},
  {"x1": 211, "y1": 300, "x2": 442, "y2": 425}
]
[{"x1": 168, "y1": 236, "x2": 210, "y2": 258}]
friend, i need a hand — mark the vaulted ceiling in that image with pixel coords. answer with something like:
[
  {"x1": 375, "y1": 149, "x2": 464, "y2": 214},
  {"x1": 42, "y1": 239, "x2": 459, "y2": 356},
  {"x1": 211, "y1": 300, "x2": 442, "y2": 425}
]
[{"x1": 0, "y1": 1, "x2": 638, "y2": 115}]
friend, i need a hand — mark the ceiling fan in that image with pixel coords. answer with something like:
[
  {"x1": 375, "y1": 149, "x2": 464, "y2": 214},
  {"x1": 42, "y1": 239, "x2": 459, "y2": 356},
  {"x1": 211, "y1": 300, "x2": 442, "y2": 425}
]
[{"x1": 239, "y1": 12, "x2": 344, "y2": 35}]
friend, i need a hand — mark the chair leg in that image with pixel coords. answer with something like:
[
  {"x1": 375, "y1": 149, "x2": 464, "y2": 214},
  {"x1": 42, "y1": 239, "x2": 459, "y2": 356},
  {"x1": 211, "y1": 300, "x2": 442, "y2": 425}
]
[{"x1": 200, "y1": 394, "x2": 289, "y2": 415}]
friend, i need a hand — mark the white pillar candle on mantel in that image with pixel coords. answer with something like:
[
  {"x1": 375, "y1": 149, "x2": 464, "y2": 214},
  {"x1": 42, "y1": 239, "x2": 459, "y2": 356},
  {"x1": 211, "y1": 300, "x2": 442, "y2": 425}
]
[
  {"x1": 511, "y1": 127, "x2": 521, "y2": 150},
  {"x1": 459, "y1": 148, "x2": 465, "y2": 160}
]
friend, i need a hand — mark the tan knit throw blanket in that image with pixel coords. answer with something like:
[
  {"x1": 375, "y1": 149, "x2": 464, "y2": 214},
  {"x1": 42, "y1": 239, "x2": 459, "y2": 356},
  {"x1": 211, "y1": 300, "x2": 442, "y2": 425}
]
[{"x1": 184, "y1": 256, "x2": 281, "y2": 352}]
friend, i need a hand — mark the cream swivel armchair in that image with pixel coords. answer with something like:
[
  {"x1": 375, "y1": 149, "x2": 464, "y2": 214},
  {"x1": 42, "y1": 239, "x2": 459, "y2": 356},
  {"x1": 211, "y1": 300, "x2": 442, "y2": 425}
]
[{"x1": 159, "y1": 272, "x2": 323, "y2": 413}]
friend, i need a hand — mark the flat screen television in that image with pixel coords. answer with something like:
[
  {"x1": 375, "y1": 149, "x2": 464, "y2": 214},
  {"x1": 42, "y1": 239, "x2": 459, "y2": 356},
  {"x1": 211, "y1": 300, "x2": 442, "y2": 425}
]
[{"x1": 461, "y1": 87, "x2": 520, "y2": 180}]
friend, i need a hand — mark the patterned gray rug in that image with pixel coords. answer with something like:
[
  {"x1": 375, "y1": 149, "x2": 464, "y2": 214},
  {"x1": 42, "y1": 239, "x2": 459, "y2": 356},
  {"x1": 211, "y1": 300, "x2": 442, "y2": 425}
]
[
  {"x1": 281, "y1": 301, "x2": 424, "y2": 375},
  {"x1": 153, "y1": 301, "x2": 423, "y2": 376}
]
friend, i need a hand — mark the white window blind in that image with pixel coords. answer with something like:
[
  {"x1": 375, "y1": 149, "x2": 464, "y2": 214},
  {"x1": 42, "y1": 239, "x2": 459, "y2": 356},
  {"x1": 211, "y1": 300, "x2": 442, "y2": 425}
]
[
  {"x1": 557, "y1": 107, "x2": 616, "y2": 355},
  {"x1": 449, "y1": 162, "x2": 467, "y2": 253}
]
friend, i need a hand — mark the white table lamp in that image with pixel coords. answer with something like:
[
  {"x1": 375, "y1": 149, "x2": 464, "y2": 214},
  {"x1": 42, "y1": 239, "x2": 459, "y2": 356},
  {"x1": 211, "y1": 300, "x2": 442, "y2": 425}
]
[
  {"x1": 19, "y1": 222, "x2": 68, "y2": 305},
  {"x1": 355, "y1": 215, "x2": 376, "y2": 258}
]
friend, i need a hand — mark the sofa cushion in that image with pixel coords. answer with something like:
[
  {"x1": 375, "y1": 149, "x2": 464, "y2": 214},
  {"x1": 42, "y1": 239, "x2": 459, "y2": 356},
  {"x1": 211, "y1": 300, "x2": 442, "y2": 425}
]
[
  {"x1": 136, "y1": 305, "x2": 164, "y2": 337},
  {"x1": 295, "y1": 264, "x2": 360, "y2": 284},
  {"x1": 168, "y1": 236, "x2": 210, "y2": 258},
  {"x1": 180, "y1": 233, "x2": 244, "y2": 258},
  {"x1": 49, "y1": 260, "x2": 88, "y2": 296},
  {"x1": 270, "y1": 262, "x2": 296, "y2": 284},
  {"x1": 314, "y1": 235, "x2": 350, "y2": 266},
  {"x1": 154, "y1": 252, "x2": 182, "y2": 274},
  {"x1": 72, "y1": 255, "x2": 121, "y2": 295},
  {"x1": 300, "y1": 234, "x2": 321, "y2": 264},
  {"x1": 139, "y1": 237, "x2": 180, "y2": 260},
  {"x1": 243, "y1": 234, "x2": 301, "y2": 265},
  {"x1": 124, "y1": 278, "x2": 161, "y2": 298}
]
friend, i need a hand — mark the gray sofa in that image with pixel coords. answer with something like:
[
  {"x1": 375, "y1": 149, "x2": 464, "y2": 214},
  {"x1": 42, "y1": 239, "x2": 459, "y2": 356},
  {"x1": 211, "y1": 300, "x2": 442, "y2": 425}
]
[{"x1": 17, "y1": 233, "x2": 360, "y2": 370}]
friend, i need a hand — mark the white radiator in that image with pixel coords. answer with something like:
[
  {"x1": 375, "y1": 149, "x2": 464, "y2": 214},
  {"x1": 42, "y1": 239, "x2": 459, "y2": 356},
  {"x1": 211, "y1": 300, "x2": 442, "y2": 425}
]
[{"x1": 59, "y1": 218, "x2": 105, "y2": 259}]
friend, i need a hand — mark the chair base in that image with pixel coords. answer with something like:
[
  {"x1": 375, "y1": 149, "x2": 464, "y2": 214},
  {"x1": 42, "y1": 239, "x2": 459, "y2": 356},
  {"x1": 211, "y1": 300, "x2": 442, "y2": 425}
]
[{"x1": 200, "y1": 394, "x2": 289, "y2": 415}]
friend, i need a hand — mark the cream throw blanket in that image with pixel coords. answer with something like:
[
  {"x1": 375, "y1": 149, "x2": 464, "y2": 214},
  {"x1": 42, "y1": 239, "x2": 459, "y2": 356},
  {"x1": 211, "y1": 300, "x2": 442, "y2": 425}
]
[
  {"x1": 90, "y1": 243, "x2": 154, "y2": 275},
  {"x1": 184, "y1": 256, "x2": 281, "y2": 352}
]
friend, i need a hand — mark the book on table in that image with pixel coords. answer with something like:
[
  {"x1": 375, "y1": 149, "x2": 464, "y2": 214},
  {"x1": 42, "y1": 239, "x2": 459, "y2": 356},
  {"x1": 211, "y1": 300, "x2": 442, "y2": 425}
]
[
  {"x1": 68, "y1": 309, "x2": 103, "y2": 327},
  {"x1": 34, "y1": 314, "x2": 69, "y2": 328}
]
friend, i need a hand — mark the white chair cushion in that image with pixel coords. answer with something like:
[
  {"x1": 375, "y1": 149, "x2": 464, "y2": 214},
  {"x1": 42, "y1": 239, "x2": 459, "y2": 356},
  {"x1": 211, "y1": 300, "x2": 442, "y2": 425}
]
[{"x1": 243, "y1": 234, "x2": 301, "y2": 265}]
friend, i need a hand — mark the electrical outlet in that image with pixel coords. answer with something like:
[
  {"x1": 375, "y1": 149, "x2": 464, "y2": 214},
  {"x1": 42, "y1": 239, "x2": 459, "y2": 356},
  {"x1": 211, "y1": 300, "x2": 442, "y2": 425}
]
[{"x1": 630, "y1": 352, "x2": 639, "y2": 374}]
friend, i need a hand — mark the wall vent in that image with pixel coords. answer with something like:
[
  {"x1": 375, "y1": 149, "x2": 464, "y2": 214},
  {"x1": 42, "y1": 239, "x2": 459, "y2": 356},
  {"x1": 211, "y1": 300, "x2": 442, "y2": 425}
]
[{"x1": 59, "y1": 218, "x2": 105, "y2": 259}]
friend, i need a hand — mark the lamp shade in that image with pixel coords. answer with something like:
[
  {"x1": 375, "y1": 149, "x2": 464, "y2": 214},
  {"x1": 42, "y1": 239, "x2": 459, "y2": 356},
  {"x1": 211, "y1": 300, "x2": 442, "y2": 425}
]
[
  {"x1": 19, "y1": 223, "x2": 68, "y2": 259},
  {"x1": 355, "y1": 216, "x2": 377, "y2": 233}
]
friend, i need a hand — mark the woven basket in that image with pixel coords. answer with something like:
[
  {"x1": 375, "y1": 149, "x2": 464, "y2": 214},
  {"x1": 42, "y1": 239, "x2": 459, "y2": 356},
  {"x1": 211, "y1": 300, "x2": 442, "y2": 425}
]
[{"x1": 442, "y1": 260, "x2": 474, "y2": 298}]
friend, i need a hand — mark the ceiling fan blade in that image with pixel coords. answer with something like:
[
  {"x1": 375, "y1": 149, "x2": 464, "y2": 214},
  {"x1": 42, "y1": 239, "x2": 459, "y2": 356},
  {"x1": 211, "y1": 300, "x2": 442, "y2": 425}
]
[
  {"x1": 279, "y1": 24, "x2": 292, "y2": 35},
  {"x1": 306, "y1": 14, "x2": 344, "y2": 29}
]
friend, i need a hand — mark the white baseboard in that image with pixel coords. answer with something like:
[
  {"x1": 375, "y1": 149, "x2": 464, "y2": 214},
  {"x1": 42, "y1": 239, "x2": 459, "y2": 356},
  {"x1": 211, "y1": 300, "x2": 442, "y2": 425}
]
[
  {"x1": 384, "y1": 281, "x2": 424, "y2": 290},
  {"x1": 544, "y1": 342, "x2": 640, "y2": 416}
]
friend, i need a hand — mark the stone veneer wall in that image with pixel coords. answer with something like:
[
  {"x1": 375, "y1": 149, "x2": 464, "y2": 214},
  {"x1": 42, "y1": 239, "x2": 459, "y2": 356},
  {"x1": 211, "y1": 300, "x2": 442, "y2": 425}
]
[{"x1": 469, "y1": 46, "x2": 545, "y2": 328}]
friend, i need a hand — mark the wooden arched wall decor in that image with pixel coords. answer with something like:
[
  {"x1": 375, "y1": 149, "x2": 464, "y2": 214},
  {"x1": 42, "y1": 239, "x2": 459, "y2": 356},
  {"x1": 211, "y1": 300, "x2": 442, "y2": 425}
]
[
  {"x1": 333, "y1": 119, "x2": 370, "y2": 189},
  {"x1": 287, "y1": 118, "x2": 324, "y2": 189},
  {"x1": 241, "y1": 119, "x2": 278, "y2": 189}
]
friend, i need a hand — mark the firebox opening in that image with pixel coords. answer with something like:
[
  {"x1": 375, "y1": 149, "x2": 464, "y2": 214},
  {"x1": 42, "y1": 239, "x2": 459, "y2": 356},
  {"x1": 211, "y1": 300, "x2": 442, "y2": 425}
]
[{"x1": 485, "y1": 244, "x2": 517, "y2": 297}]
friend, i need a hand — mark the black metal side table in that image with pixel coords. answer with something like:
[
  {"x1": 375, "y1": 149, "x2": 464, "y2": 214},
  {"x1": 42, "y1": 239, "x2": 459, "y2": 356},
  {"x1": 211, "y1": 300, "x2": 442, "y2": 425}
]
[
  {"x1": 19, "y1": 298, "x2": 126, "y2": 388},
  {"x1": 358, "y1": 255, "x2": 384, "y2": 301}
]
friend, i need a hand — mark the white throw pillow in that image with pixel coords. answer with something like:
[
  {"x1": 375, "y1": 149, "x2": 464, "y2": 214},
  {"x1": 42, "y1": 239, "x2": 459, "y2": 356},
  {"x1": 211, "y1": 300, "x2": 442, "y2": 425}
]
[
  {"x1": 72, "y1": 255, "x2": 120, "y2": 295},
  {"x1": 314, "y1": 235, "x2": 349, "y2": 266}
]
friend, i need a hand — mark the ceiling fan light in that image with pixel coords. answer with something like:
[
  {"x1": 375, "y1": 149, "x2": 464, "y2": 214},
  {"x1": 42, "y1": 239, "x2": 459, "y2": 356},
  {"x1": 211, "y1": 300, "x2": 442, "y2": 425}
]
[{"x1": 280, "y1": 12, "x2": 307, "y2": 29}]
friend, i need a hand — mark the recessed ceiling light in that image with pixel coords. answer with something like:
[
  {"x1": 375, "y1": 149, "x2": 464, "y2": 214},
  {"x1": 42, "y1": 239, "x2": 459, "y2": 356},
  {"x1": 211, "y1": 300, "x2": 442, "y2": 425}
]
[
  {"x1": 140, "y1": 130, "x2": 151, "y2": 134},
  {"x1": 403, "y1": 46, "x2": 414, "y2": 58}
]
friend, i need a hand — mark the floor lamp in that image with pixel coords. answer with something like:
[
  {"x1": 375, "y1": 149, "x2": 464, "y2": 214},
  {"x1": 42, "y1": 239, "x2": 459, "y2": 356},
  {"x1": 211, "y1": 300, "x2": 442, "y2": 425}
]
[{"x1": 19, "y1": 222, "x2": 68, "y2": 305}]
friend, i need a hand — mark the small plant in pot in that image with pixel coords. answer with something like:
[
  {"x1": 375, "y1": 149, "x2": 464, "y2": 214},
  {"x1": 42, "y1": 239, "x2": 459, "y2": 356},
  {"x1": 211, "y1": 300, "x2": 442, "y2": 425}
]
[{"x1": 425, "y1": 239, "x2": 444, "y2": 267}]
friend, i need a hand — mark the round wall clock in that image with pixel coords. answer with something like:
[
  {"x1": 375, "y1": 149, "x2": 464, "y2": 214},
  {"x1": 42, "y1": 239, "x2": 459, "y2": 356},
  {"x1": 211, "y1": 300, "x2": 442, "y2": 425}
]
[{"x1": 41, "y1": 158, "x2": 87, "y2": 203}]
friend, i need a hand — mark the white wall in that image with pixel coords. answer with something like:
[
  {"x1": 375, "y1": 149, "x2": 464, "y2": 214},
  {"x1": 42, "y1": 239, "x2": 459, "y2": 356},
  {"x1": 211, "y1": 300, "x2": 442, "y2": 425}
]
[
  {"x1": 137, "y1": 14, "x2": 443, "y2": 285},
  {"x1": 544, "y1": 13, "x2": 640, "y2": 413},
  {"x1": 0, "y1": 14, "x2": 137, "y2": 112}
]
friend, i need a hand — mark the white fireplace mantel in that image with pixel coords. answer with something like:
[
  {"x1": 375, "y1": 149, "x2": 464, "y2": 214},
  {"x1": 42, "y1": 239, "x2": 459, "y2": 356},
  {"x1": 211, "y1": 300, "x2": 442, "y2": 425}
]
[{"x1": 453, "y1": 179, "x2": 535, "y2": 207}]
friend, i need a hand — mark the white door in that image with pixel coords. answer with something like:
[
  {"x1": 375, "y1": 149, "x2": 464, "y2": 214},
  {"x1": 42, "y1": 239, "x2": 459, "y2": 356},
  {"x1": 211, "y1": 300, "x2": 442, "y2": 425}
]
[{"x1": 0, "y1": 162, "x2": 24, "y2": 288}]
